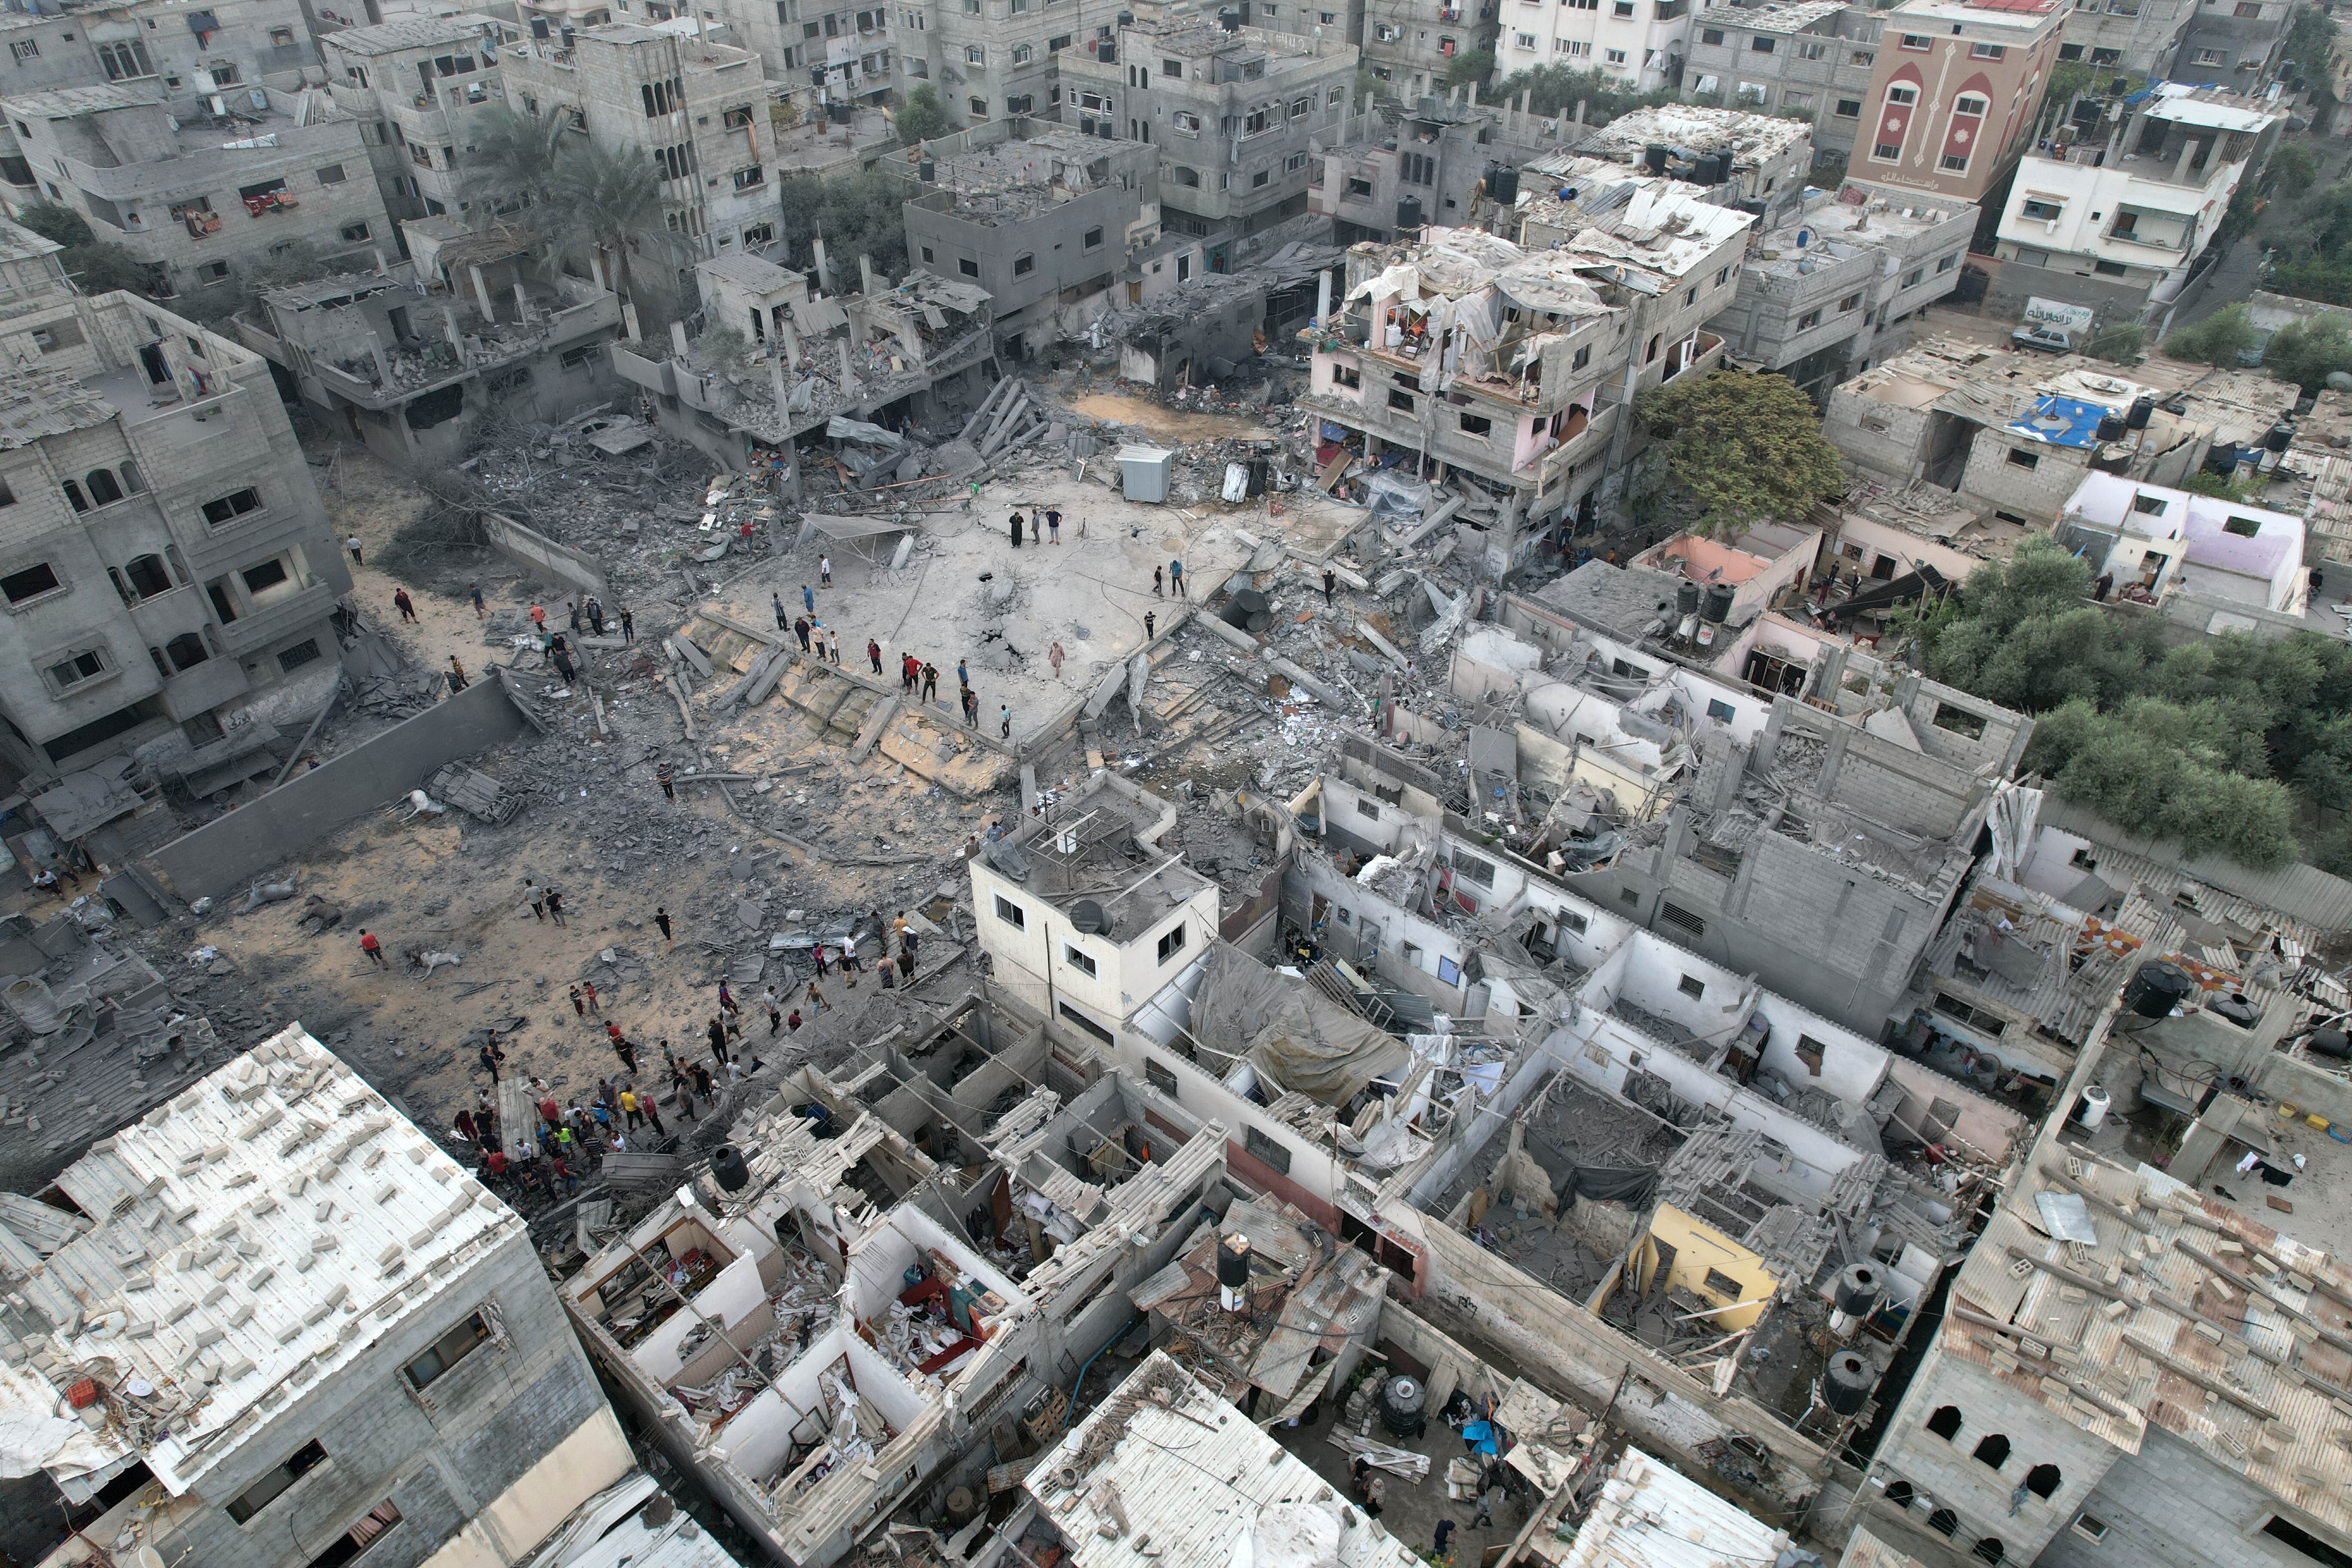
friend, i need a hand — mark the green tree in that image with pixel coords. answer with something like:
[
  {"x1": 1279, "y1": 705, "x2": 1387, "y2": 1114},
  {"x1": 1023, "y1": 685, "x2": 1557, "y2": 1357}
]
[
  {"x1": 1633, "y1": 370, "x2": 1845, "y2": 536},
  {"x1": 1445, "y1": 48, "x2": 1494, "y2": 89},
  {"x1": 14, "y1": 201, "x2": 152, "y2": 298},
  {"x1": 2084, "y1": 323, "x2": 2143, "y2": 363},
  {"x1": 2261, "y1": 311, "x2": 2352, "y2": 389},
  {"x1": 13, "y1": 201, "x2": 94, "y2": 248},
  {"x1": 459, "y1": 107, "x2": 572, "y2": 224},
  {"x1": 543, "y1": 137, "x2": 687, "y2": 320},
  {"x1": 895, "y1": 84, "x2": 952, "y2": 146},
  {"x1": 2265, "y1": 142, "x2": 2318, "y2": 201},
  {"x1": 2283, "y1": 0, "x2": 2337, "y2": 90},
  {"x1": 773, "y1": 168, "x2": 909, "y2": 281},
  {"x1": 2162, "y1": 301, "x2": 2255, "y2": 365},
  {"x1": 1488, "y1": 64, "x2": 1674, "y2": 124}
]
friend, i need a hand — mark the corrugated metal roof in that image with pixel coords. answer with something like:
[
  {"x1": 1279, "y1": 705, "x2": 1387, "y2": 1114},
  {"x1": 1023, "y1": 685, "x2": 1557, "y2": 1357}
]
[
  {"x1": 1031, "y1": 1352, "x2": 1425, "y2": 1568},
  {"x1": 1935, "y1": 1146, "x2": 2352, "y2": 1540},
  {"x1": 0, "y1": 364, "x2": 117, "y2": 448},
  {"x1": 0, "y1": 1025, "x2": 522, "y2": 1495},
  {"x1": 1555, "y1": 1448, "x2": 1792, "y2": 1568}
]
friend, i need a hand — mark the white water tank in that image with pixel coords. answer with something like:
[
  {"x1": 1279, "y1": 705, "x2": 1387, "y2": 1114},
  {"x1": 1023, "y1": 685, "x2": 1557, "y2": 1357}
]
[{"x1": 2075, "y1": 1084, "x2": 2112, "y2": 1131}]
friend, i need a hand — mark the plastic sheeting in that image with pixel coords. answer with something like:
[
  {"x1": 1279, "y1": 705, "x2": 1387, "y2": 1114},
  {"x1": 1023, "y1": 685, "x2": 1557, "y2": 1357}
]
[
  {"x1": 1188, "y1": 946, "x2": 1407, "y2": 1106},
  {"x1": 1526, "y1": 1129, "x2": 1659, "y2": 1209}
]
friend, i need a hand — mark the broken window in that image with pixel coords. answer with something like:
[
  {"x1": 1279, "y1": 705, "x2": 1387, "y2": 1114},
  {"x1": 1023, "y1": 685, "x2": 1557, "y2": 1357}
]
[
  {"x1": 227, "y1": 1440, "x2": 327, "y2": 1523},
  {"x1": 404, "y1": 1312, "x2": 491, "y2": 1390},
  {"x1": 1145, "y1": 1058, "x2": 1179, "y2": 1095},
  {"x1": 1701, "y1": 1267, "x2": 1743, "y2": 1299},
  {"x1": 2, "y1": 561, "x2": 60, "y2": 603},
  {"x1": 1243, "y1": 1125, "x2": 1292, "y2": 1174}
]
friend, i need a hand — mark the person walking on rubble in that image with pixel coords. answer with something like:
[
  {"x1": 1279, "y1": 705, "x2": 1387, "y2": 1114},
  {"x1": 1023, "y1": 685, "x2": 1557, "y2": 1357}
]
[
  {"x1": 657, "y1": 762, "x2": 675, "y2": 802},
  {"x1": 619, "y1": 1085, "x2": 644, "y2": 1131},
  {"x1": 545, "y1": 888, "x2": 567, "y2": 927},
  {"x1": 820, "y1": 554, "x2": 834, "y2": 588},
  {"x1": 570, "y1": 984, "x2": 588, "y2": 1019},
  {"x1": 707, "y1": 1015, "x2": 732, "y2": 1062},
  {"x1": 654, "y1": 906, "x2": 675, "y2": 951},
  {"x1": 828, "y1": 625, "x2": 843, "y2": 665},
  {"x1": 469, "y1": 582, "x2": 486, "y2": 619},
  {"x1": 582, "y1": 980, "x2": 600, "y2": 1014},
  {"x1": 1144, "y1": 613, "x2": 1155, "y2": 641},
  {"x1": 586, "y1": 597, "x2": 606, "y2": 636},
  {"x1": 775, "y1": 592, "x2": 790, "y2": 630},
  {"x1": 360, "y1": 929, "x2": 387, "y2": 969},
  {"x1": 530, "y1": 602, "x2": 547, "y2": 631},
  {"x1": 348, "y1": 533, "x2": 365, "y2": 566},
  {"x1": 394, "y1": 587, "x2": 418, "y2": 623},
  {"x1": 1323, "y1": 568, "x2": 1337, "y2": 607},
  {"x1": 1046, "y1": 505, "x2": 1061, "y2": 543},
  {"x1": 803, "y1": 582, "x2": 816, "y2": 614},
  {"x1": 764, "y1": 988, "x2": 783, "y2": 1035},
  {"x1": 1000, "y1": 703, "x2": 1012, "y2": 739},
  {"x1": 551, "y1": 645, "x2": 577, "y2": 685},
  {"x1": 922, "y1": 662, "x2": 939, "y2": 702},
  {"x1": 962, "y1": 687, "x2": 978, "y2": 727},
  {"x1": 1009, "y1": 509, "x2": 1025, "y2": 549},
  {"x1": 447, "y1": 655, "x2": 468, "y2": 693},
  {"x1": 1170, "y1": 558, "x2": 1186, "y2": 597},
  {"x1": 620, "y1": 606, "x2": 635, "y2": 643},
  {"x1": 718, "y1": 980, "x2": 740, "y2": 1017},
  {"x1": 525, "y1": 878, "x2": 548, "y2": 920},
  {"x1": 957, "y1": 658, "x2": 969, "y2": 690},
  {"x1": 568, "y1": 599, "x2": 583, "y2": 634},
  {"x1": 805, "y1": 979, "x2": 831, "y2": 1012},
  {"x1": 795, "y1": 615, "x2": 812, "y2": 653},
  {"x1": 1049, "y1": 642, "x2": 1065, "y2": 679},
  {"x1": 869, "y1": 638, "x2": 883, "y2": 675},
  {"x1": 1153, "y1": 565, "x2": 1164, "y2": 597},
  {"x1": 641, "y1": 1089, "x2": 666, "y2": 1137},
  {"x1": 478, "y1": 1044, "x2": 503, "y2": 1084}
]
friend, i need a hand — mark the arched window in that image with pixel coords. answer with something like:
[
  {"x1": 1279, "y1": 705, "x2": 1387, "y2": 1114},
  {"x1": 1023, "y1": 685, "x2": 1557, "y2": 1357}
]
[
  {"x1": 1170, "y1": 165, "x2": 1200, "y2": 186},
  {"x1": 1927, "y1": 1406, "x2": 1963, "y2": 1441},
  {"x1": 1971, "y1": 1539, "x2": 2005, "y2": 1565},
  {"x1": 164, "y1": 632, "x2": 208, "y2": 671},
  {"x1": 120, "y1": 462, "x2": 146, "y2": 495},
  {"x1": 85, "y1": 469, "x2": 123, "y2": 506},
  {"x1": 2024, "y1": 1464, "x2": 2060, "y2": 1500},
  {"x1": 123, "y1": 554, "x2": 171, "y2": 599},
  {"x1": 1884, "y1": 1481, "x2": 1915, "y2": 1509},
  {"x1": 1926, "y1": 1510, "x2": 1958, "y2": 1539},
  {"x1": 63, "y1": 479, "x2": 87, "y2": 513},
  {"x1": 1973, "y1": 1434, "x2": 2010, "y2": 1470}
]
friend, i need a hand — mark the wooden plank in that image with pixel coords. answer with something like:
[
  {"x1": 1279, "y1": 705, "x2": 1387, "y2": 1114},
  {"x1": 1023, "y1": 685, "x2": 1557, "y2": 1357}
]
[{"x1": 1317, "y1": 449, "x2": 1352, "y2": 493}]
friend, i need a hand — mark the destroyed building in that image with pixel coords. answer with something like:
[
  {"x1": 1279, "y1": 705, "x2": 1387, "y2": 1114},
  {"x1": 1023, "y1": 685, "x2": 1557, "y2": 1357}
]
[
  {"x1": 1562, "y1": 103, "x2": 1816, "y2": 226},
  {"x1": 0, "y1": 1026, "x2": 647, "y2": 1568},
  {"x1": 2054, "y1": 470, "x2": 2308, "y2": 613},
  {"x1": 902, "y1": 121, "x2": 1160, "y2": 359},
  {"x1": 614, "y1": 253, "x2": 993, "y2": 483},
  {"x1": 1713, "y1": 179, "x2": 1976, "y2": 404},
  {"x1": 317, "y1": 14, "x2": 524, "y2": 228},
  {"x1": 1057, "y1": 9, "x2": 1357, "y2": 271},
  {"x1": 1310, "y1": 92, "x2": 1570, "y2": 247},
  {"x1": 501, "y1": 19, "x2": 785, "y2": 266},
  {"x1": 233, "y1": 233, "x2": 626, "y2": 462},
  {"x1": 0, "y1": 80, "x2": 394, "y2": 315},
  {"x1": 1987, "y1": 84, "x2": 2281, "y2": 328},
  {"x1": 559, "y1": 993, "x2": 1231, "y2": 1567},
  {"x1": 0, "y1": 233, "x2": 353, "y2": 790},
  {"x1": 1825, "y1": 338, "x2": 2298, "y2": 527},
  {"x1": 1303, "y1": 191, "x2": 1744, "y2": 551},
  {"x1": 1859, "y1": 1001, "x2": 2352, "y2": 1568},
  {"x1": 1679, "y1": 1, "x2": 1884, "y2": 165}
]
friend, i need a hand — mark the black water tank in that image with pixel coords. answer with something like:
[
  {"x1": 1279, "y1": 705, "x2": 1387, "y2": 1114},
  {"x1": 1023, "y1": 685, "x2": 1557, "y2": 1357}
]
[
  {"x1": 1644, "y1": 142, "x2": 1669, "y2": 174},
  {"x1": 2127, "y1": 394, "x2": 2153, "y2": 430},
  {"x1": 1677, "y1": 579, "x2": 1700, "y2": 617},
  {"x1": 2206, "y1": 446, "x2": 2241, "y2": 477},
  {"x1": 530, "y1": 15, "x2": 549, "y2": 36},
  {"x1": 2310, "y1": 1027, "x2": 2352, "y2": 1060},
  {"x1": 1701, "y1": 581, "x2": 1734, "y2": 623},
  {"x1": 2124, "y1": 960, "x2": 2195, "y2": 1020},
  {"x1": 1693, "y1": 151, "x2": 1723, "y2": 184},
  {"x1": 1833, "y1": 1262, "x2": 1882, "y2": 1316},
  {"x1": 919, "y1": 159, "x2": 936, "y2": 181},
  {"x1": 2268, "y1": 419, "x2": 2294, "y2": 453},
  {"x1": 1824, "y1": 1351, "x2": 1872, "y2": 1415},
  {"x1": 1486, "y1": 163, "x2": 1518, "y2": 202},
  {"x1": 1227, "y1": 587, "x2": 1273, "y2": 632},
  {"x1": 1220, "y1": 6, "x2": 1240, "y2": 27},
  {"x1": 1379, "y1": 1375, "x2": 1428, "y2": 1438},
  {"x1": 1397, "y1": 194, "x2": 1424, "y2": 229},
  {"x1": 2210, "y1": 992, "x2": 2261, "y2": 1028},
  {"x1": 711, "y1": 1145, "x2": 750, "y2": 1192},
  {"x1": 2096, "y1": 412, "x2": 2127, "y2": 442},
  {"x1": 1218, "y1": 1233, "x2": 1251, "y2": 1288},
  {"x1": 1070, "y1": 899, "x2": 1112, "y2": 935}
]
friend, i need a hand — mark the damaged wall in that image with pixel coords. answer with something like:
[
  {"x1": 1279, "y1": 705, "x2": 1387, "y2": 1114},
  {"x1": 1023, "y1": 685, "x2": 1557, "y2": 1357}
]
[{"x1": 143, "y1": 678, "x2": 530, "y2": 901}]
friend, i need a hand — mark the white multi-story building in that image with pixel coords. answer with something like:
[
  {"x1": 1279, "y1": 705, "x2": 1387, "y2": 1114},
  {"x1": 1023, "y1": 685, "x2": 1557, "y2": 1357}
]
[{"x1": 1495, "y1": 0, "x2": 1696, "y2": 92}]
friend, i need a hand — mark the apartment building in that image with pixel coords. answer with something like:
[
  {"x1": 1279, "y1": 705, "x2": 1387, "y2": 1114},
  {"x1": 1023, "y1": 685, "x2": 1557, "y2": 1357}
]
[
  {"x1": 1566, "y1": 102, "x2": 1815, "y2": 223},
  {"x1": 1852, "y1": 0, "x2": 2066, "y2": 208},
  {"x1": 317, "y1": 14, "x2": 520, "y2": 227},
  {"x1": 1311, "y1": 92, "x2": 1571, "y2": 244},
  {"x1": 718, "y1": 0, "x2": 895, "y2": 104},
  {"x1": 0, "y1": 0, "x2": 319, "y2": 200},
  {"x1": 2056, "y1": 0, "x2": 2194, "y2": 78},
  {"x1": 1362, "y1": 0, "x2": 1495, "y2": 104},
  {"x1": 2171, "y1": 0, "x2": 2288, "y2": 84},
  {"x1": 0, "y1": 1027, "x2": 642, "y2": 1568},
  {"x1": 1306, "y1": 182, "x2": 1745, "y2": 550},
  {"x1": 0, "y1": 82, "x2": 393, "y2": 315},
  {"x1": 1718, "y1": 179, "x2": 1977, "y2": 401},
  {"x1": 903, "y1": 119, "x2": 1159, "y2": 357},
  {"x1": 1679, "y1": 0, "x2": 1884, "y2": 163},
  {"x1": 501, "y1": 20, "x2": 785, "y2": 264},
  {"x1": 909, "y1": 0, "x2": 1099, "y2": 132},
  {"x1": 0, "y1": 222, "x2": 352, "y2": 788},
  {"x1": 1990, "y1": 83, "x2": 2279, "y2": 326},
  {"x1": 1058, "y1": 11, "x2": 1357, "y2": 265},
  {"x1": 1495, "y1": 0, "x2": 1696, "y2": 93}
]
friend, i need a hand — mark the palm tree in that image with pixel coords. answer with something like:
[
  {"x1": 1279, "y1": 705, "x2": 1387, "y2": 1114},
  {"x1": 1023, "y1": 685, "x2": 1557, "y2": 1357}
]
[
  {"x1": 460, "y1": 107, "x2": 572, "y2": 231},
  {"x1": 544, "y1": 137, "x2": 687, "y2": 332}
]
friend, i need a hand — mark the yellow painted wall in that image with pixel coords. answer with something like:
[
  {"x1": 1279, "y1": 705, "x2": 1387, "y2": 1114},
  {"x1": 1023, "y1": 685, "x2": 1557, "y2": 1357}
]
[
  {"x1": 416, "y1": 1405, "x2": 636, "y2": 1568},
  {"x1": 1644, "y1": 1203, "x2": 1781, "y2": 1332}
]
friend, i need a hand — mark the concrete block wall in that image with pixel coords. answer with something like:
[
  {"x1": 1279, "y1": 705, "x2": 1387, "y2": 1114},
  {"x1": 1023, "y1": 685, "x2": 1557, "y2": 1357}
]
[
  {"x1": 1960, "y1": 431, "x2": 2099, "y2": 522},
  {"x1": 1872, "y1": 1345, "x2": 2124, "y2": 1565},
  {"x1": 2035, "y1": 1423, "x2": 2348, "y2": 1568},
  {"x1": 1825, "y1": 383, "x2": 1937, "y2": 480}
]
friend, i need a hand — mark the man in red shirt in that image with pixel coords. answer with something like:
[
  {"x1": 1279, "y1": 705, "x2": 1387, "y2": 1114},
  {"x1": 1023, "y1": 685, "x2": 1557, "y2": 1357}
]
[
  {"x1": 539, "y1": 1094, "x2": 561, "y2": 1134},
  {"x1": 359, "y1": 929, "x2": 386, "y2": 969},
  {"x1": 485, "y1": 1149, "x2": 509, "y2": 1185}
]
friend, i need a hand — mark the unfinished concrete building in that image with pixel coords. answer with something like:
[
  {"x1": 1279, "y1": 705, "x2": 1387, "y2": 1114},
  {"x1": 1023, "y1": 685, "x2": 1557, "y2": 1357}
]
[
  {"x1": 1303, "y1": 187, "x2": 1745, "y2": 556},
  {"x1": 501, "y1": 19, "x2": 785, "y2": 263},
  {"x1": 317, "y1": 14, "x2": 522, "y2": 227},
  {"x1": 1715, "y1": 180, "x2": 1976, "y2": 404},
  {"x1": 1057, "y1": 9, "x2": 1357, "y2": 269},
  {"x1": 232, "y1": 231, "x2": 625, "y2": 462},
  {"x1": 0, "y1": 1026, "x2": 645, "y2": 1568},
  {"x1": 1360, "y1": 0, "x2": 1493, "y2": 104},
  {"x1": 0, "y1": 81, "x2": 393, "y2": 316},
  {"x1": 1679, "y1": 1, "x2": 1884, "y2": 164},
  {"x1": 2055, "y1": 0, "x2": 2193, "y2": 78},
  {"x1": 903, "y1": 120, "x2": 1160, "y2": 358},
  {"x1": 560, "y1": 994, "x2": 1232, "y2": 1567},
  {"x1": 1310, "y1": 93, "x2": 1573, "y2": 246},
  {"x1": 1825, "y1": 338, "x2": 2299, "y2": 526},
  {"x1": 0, "y1": 239, "x2": 352, "y2": 791},
  {"x1": 612, "y1": 253, "x2": 995, "y2": 482}
]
